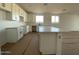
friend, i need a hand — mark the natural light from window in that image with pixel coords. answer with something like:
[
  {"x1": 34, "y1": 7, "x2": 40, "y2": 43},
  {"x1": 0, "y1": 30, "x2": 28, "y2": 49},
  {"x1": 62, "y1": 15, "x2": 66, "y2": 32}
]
[
  {"x1": 51, "y1": 16, "x2": 59, "y2": 23},
  {"x1": 36, "y1": 16, "x2": 44, "y2": 23}
]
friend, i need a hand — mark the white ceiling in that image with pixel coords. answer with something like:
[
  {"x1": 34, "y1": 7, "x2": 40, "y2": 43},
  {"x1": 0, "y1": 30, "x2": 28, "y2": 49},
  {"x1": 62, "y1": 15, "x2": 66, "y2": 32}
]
[{"x1": 18, "y1": 3, "x2": 79, "y2": 14}]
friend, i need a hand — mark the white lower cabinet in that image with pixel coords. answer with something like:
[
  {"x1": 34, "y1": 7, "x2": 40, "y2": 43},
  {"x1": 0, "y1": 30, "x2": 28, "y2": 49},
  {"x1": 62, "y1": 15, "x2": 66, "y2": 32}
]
[
  {"x1": 57, "y1": 32, "x2": 79, "y2": 55},
  {"x1": 56, "y1": 33, "x2": 62, "y2": 55},
  {"x1": 6, "y1": 27, "x2": 24, "y2": 43},
  {"x1": 39, "y1": 32, "x2": 57, "y2": 54},
  {"x1": 21, "y1": 25, "x2": 29, "y2": 35}
]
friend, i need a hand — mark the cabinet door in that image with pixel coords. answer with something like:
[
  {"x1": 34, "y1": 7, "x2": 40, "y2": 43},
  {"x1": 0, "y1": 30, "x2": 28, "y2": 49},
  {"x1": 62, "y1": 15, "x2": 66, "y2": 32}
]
[
  {"x1": 12, "y1": 4, "x2": 17, "y2": 20},
  {"x1": 6, "y1": 28, "x2": 18, "y2": 42},
  {"x1": 20, "y1": 8, "x2": 27, "y2": 22},
  {"x1": 20, "y1": 8, "x2": 24, "y2": 16},
  {"x1": 23, "y1": 11, "x2": 27, "y2": 22},
  {"x1": 0, "y1": 3, "x2": 12, "y2": 12},
  {"x1": 15, "y1": 4, "x2": 20, "y2": 21},
  {"x1": 12, "y1": 4, "x2": 19, "y2": 21},
  {"x1": 5, "y1": 3, "x2": 12, "y2": 12},
  {"x1": 0, "y1": 3, "x2": 6, "y2": 9}
]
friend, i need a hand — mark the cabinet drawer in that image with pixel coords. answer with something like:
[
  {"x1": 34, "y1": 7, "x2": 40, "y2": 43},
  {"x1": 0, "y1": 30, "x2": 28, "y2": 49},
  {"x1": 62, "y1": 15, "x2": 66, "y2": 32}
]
[
  {"x1": 62, "y1": 32, "x2": 79, "y2": 39},
  {"x1": 62, "y1": 39, "x2": 79, "y2": 43},
  {"x1": 62, "y1": 50, "x2": 79, "y2": 55},
  {"x1": 62, "y1": 44, "x2": 79, "y2": 50},
  {"x1": 62, "y1": 43, "x2": 79, "y2": 54}
]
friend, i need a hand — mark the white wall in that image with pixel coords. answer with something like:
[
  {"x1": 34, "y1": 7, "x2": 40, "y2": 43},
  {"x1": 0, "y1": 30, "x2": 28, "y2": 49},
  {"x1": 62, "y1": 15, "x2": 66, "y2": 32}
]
[
  {"x1": 60, "y1": 13, "x2": 79, "y2": 32},
  {"x1": 0, "y1": 10, "x2": 25, "y2": 46}
]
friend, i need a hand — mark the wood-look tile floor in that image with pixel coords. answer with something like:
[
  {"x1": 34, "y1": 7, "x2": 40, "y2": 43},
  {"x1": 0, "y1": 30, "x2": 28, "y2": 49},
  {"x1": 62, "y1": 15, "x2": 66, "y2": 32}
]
[{"x1": 1, "y1": 32, "x2": 40, "y2": 55}]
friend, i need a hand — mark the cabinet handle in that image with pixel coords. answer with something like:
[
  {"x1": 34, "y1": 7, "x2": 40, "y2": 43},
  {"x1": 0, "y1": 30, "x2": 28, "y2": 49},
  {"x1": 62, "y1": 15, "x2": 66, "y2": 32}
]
[{"x1": 59, "y1": 35, "x2": 61, "y2": 39}]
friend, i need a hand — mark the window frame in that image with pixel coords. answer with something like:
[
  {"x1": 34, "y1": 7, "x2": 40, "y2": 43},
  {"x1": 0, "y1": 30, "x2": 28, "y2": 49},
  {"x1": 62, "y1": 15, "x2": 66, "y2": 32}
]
[
  {"x1": 35, "y1": 15, "x2": 44, "y2": 24},
  {"x1": 51, "y1": 16, "x2": 59, "y2": 23}
]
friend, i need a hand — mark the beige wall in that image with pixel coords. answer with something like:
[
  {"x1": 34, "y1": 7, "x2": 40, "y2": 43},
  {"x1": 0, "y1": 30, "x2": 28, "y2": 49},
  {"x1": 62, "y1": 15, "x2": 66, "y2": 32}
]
[{"x1": 60, "y1": 13, "x2": 79, "y2": 32}]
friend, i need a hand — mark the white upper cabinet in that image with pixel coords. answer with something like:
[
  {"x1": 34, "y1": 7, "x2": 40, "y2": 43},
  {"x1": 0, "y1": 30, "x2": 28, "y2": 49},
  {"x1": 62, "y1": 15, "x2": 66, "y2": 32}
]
[
  {"x1": 0, "y1": 3, "x2": 12, "y2": 12},
  {"x1": 4, "y1": 3, "x2": 12, "y2": 12},
  {"x1": 19, "y1": 7, "x2": 24, "y2": 16},
  {"x1": 0, "y1": 3, "x2": 27, "y2": 22},
  {"x1": 19, "y1": 6, "x2": 27, "y2": 22},
  {"x1": 24, "y1": 11, "x2": 27, "y2": 22},
  {"x1": 22, "y1": 10, "x2": 27, "y2": 22},
  {"x1": 12, "y1": 4, "x2": 20, "y2": 21}
]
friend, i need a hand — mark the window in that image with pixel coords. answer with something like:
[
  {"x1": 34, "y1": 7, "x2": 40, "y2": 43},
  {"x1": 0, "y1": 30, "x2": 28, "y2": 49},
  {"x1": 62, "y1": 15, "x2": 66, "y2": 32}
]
[
  {"x1": 51, "y1": 16, "x2": 59, "y2": 23},
  {"x1": 36, "y1": 16, "x2": 44, "y2": 23}
]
